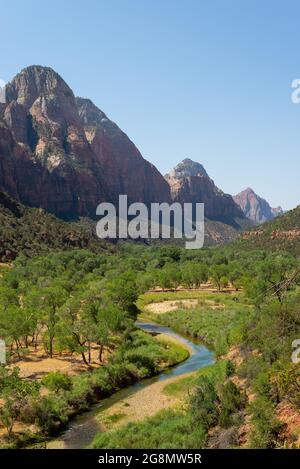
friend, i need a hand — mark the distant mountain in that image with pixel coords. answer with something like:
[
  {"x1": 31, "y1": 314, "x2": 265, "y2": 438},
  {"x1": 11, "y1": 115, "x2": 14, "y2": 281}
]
[
  {"x1": 165, "y1": 158, "x2": 246, "y2": 226},
  {"x1": 0, "y1": 65, "x2": 170, "y2": 219},
  {"x1": 233, "y1": 188, "x2": 283, "y2": 224},
  {"x1": 0, "y1": 191, "x2": 113, "y2": 262}
]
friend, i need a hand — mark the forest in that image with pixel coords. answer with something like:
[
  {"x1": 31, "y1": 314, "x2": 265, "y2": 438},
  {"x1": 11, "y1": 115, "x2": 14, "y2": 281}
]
[{"x1": 0, "y1": 243, "x2": 299, "y2": 448}]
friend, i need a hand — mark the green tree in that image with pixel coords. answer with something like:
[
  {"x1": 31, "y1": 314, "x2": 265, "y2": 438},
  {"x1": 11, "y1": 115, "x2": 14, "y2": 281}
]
[
  {"x1": 0, "y1": 366, "x2": 39, "y2": 437},
  {"x1": 39, "y1": 286, "x2": 67, "y2": 358},
  {"x1": 209, "y1": 265, "x2": 227, "y2": 292},
  {"x1": 42, "y1": 371, "x2": 72, "y2": 393}
]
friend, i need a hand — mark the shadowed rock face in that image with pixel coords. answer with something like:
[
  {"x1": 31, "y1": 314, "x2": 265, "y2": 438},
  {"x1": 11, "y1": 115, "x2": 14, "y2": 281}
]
[
  {"x1": 165, "y1": 159, "x2": 244, "y2": 224},
  {"x1": 233, "y1": 188, "x2": 283, "y2": 224},
  {"x1": 0, "y1": 65, "x2": 170, "y2": 219}
]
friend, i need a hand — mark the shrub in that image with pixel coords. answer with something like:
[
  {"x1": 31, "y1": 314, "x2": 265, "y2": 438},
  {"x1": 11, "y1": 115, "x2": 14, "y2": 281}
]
[
  {"x1": 189, "y1": 376, "x2": 219, "y2": 429},
  {"x1": 225, "y1": 360, "x2": 235, "y2": 377},
  {"x1": 249, "y1": 396, "x2": 283, "y2": 448},
  {"x1": 217, "y1": 381, "x2": 246, "y2": 428},
  {"x1": 34, "y1": 395, "x2": 69, "y2": 435},
  {"x1": 42, "y1": 371, "x2": 72, "y2": 393}
]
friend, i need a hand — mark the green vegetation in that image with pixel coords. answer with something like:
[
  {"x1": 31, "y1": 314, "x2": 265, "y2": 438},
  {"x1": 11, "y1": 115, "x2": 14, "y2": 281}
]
[
  {"x1": 91, "y1": 409, "x2": 206, "y2": 449},
  {"x1": 0, "y1": 328, "x2": 187, "y2": 445},
  {"x1": 91, "y1": 360, "x2": 236, "y2": 449},
  {"x1": 95, "y1": 244, "x2": 300, "y2": 448},
  {"x1": 141, "y1": 294, "x2": 249, "y2": 354},
  {"x1": 0, "y1": 248, "x2": 190, "y2": 446},
  {"x1": 0, "y1": 242, "x2": 299, "y2": 448},
  {"x1": 238, "y1": 204, "x2": 300, "y2": 254},
  {"x1": 0, "y1": 191, "x2": 114, "y2": 262},
  {"x1": 41, "y1": 371, "x2": 73, "y2": 393}
]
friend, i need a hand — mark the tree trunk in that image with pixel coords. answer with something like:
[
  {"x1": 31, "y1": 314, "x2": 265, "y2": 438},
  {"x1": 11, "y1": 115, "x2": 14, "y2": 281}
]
[
  {"x1": 49, "y1": 335, "x2": 53, "y2": 358},
  {"x1": 88, "y1": 341, "x2": 91, "y2": 363},
  {"x1": 99, "y1": 344, "x2": 104, "y2": 363},
  {"x1": 14, "y1": 340, "x2": 21, "y2": 360},
  {"x1": 81, "y1": 351, "x2": 89, "y2": 366}
]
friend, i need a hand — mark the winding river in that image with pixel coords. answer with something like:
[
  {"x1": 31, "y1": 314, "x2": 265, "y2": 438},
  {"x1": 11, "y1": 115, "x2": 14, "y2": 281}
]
[{"x1": 47, "y1": 320, "x2": 214, "y2": 449}]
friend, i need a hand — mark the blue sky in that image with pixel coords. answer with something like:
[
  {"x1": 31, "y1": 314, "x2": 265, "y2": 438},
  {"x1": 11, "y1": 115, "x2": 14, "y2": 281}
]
[{"x1": 1, "y1": 0, "x2": 300, "y2": 209}]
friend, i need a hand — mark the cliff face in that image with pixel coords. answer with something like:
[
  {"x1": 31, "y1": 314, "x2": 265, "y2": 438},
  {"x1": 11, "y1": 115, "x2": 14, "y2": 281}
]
[
  {"x1": 0, "y1": 66, "x2": 170, "y2": 219},
  {"x1": 165, "y1": 159, "x2": 245, "y2": 224},
  {"x1": 233, "y1": 188, "x2": 283, "y2": 224},
  {"x1": 76, "y1": 97, "x2": 171, "y2": 206}
]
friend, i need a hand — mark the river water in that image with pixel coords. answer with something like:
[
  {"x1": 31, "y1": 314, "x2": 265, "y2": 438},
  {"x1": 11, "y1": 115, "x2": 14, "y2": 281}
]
[{"x1": 47, "y1": 320, "x2": 214, "y2": 449}]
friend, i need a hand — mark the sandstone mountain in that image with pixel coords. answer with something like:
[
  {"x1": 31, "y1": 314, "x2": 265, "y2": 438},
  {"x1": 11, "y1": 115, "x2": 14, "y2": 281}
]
[
  {"x1": 233, "y1": 187, "x2": 283, "y2": 224},
  {"x1": 0, "y1": 65, "x2": 170, "y2": 219},
  {"x1": 0, "y1": 66, "x2": 254, "y2": 247},
  {"x1": 165, "y1": 159, "x2": 245, "y2": 226},
  {"x1": 76, "y1": 97, "x2": 170, "y2": 206}
]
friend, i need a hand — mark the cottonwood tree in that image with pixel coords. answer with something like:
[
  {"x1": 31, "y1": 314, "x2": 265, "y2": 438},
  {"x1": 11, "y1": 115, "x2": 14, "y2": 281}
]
[
  {"x1": 181, "y1": 263, "x2": 208, "y2": 288},
  {"x1": 209, "y1": 265, "x2": 228, "y2": 292},
  {"x1": 32, "y1": 285, "x2": 67, "y2": 358},
  {"x1": 58, "y1": 295, "x2": 125, "y2": 365}
]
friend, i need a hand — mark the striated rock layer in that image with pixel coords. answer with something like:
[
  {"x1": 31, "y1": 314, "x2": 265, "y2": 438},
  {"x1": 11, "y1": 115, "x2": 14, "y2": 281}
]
[{"x1": 0, "y1": 66, "x2": 171, "y2": 219}]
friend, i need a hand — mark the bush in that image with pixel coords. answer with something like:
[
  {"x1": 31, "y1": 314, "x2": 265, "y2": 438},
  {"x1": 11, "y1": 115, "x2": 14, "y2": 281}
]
[
  {"x1": 34, "y1": 395, "x2": 69, "y2": 435},
  {"x1": 225, "y1": 360, "x2": 235, "y2": 377},
  {"x1": 189, "y1": 376, "x2": 219, "y2": 429},
  {"x1": 217, "y1": 381, "x2": 246, "y2": 428},
  {"x1": 238, "y1": 356, "x2": 267, "y2": 380},
  {"x1": 65, "y1": 375, "x2": 97, "y2": 411},
  {"x1": 42, "y1": 371, "x2": 72, "y2": 393},
  {"x1": 249, "y1": 396, "x2": 283, "y2": 448}
]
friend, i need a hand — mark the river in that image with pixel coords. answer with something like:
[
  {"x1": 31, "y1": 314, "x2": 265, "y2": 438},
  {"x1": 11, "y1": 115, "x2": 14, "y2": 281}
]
[{"x1": 47, "y1": 320, "x2": 214, "y2": 449}]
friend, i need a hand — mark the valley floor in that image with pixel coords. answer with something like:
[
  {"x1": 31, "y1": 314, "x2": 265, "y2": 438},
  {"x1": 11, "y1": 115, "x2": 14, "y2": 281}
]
[{"x1": 47, "y1": 335, "x2": 195, "y2": 449}]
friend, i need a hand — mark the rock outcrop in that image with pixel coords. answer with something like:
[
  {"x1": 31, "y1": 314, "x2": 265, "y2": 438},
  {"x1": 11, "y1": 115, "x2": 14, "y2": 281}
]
[
  {"x1": 0, "y1": 66, "x2": 170, "y2": 219},
  {"x1": 233, "y1": 188, "x2": 283, "y2": 224},
  {"x1": 165, "y1": 159, "x2": 245, "y2": 225}
]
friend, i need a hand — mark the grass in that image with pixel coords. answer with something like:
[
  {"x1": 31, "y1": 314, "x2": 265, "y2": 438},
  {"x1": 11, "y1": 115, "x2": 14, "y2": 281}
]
[
  {"x1": 138, "y1": 290, "x2": 243, "y2": 309},
  {"x1": 138, "y1": 290, "x2": 251, "y2": 355},
  {"x1": 163, "y1": 360, "x2": 230, "y2": 397},
  {"x1": 155, "y1": 333, "x2": 190, "y2": 367},
  {"x1": 90, "y1": 409, "x2": 206, "y2": 449},
  {"x1": 163, "y1": 373, "x2": 197, "y2": 397},
  {"x1": 145, "y1": 306, "x2": 246, "y2": 353},
  {"x1": 102, "y1": 413, "x2": 126, "y2": 426},
  {"x1": 91, "y1": 360, "x2": 230, "y2": 449}
]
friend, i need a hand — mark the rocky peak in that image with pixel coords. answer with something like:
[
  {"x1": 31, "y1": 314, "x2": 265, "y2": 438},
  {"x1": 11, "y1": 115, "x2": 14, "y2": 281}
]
[
  {"x1": 233, "y1": 188, "x2": 283, "y2": 224},
  {"x1": 166, "y1": 158, "x2": 208, "y2": 179},
  {"x1": 5, "y1": 65, "x2": 74, "y2": 111},
  {"x1": 0, "y1": 65, "x2": 171, "y2": 218},
  {"x1": 165, "y1": 159, "x2": 244, "y2": 224}
]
